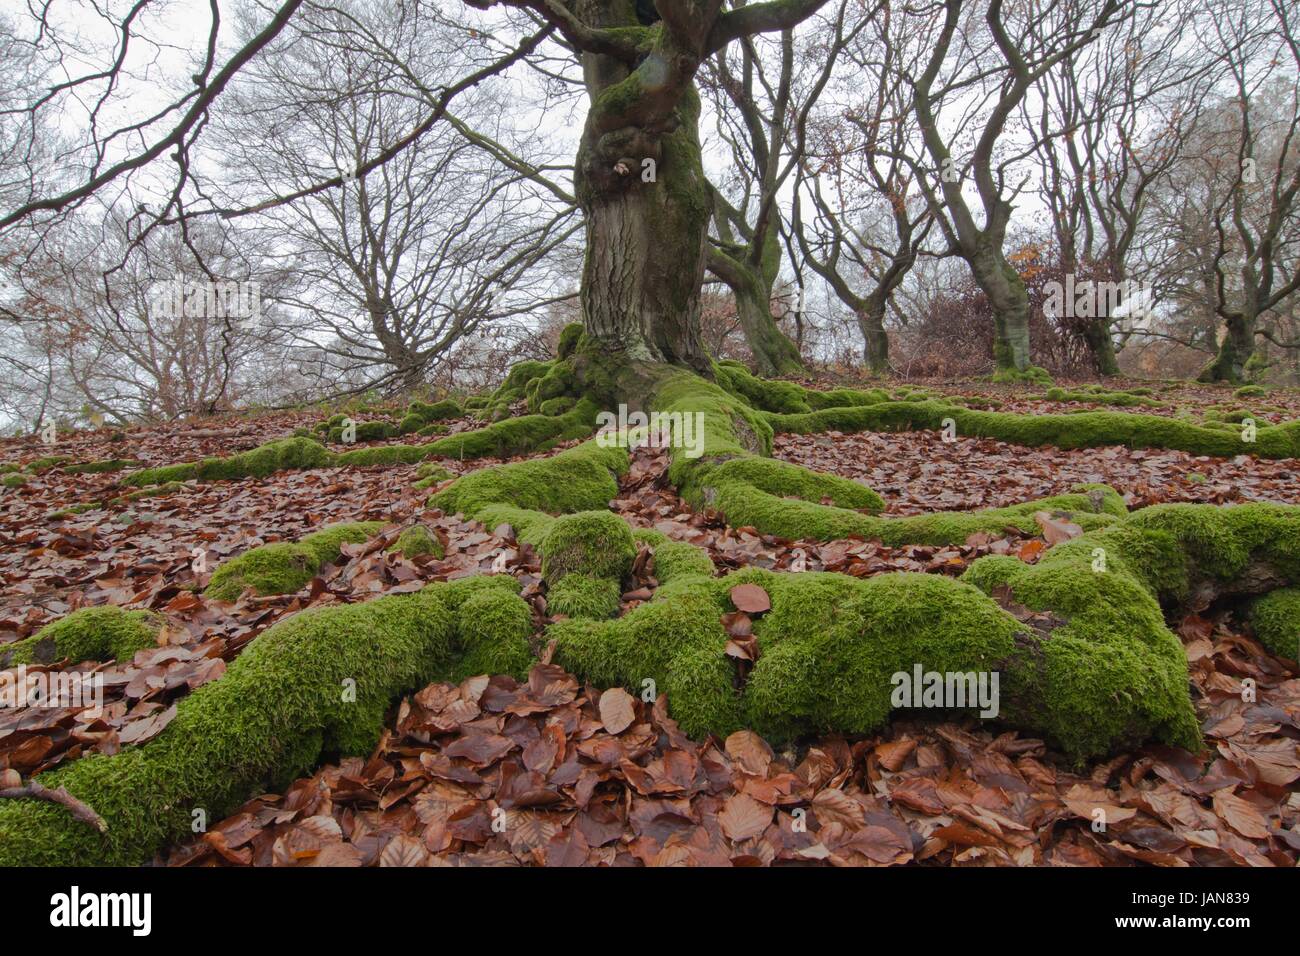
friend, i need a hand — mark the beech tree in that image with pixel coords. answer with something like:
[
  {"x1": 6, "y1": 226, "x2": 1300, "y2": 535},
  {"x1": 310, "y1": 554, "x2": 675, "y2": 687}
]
[
  {"x1": 899, "y1": 0, "x2": 1130, "y2": 377},
  {"x1": 461, "y1": 0, "x2": 832, "y2": 376}
]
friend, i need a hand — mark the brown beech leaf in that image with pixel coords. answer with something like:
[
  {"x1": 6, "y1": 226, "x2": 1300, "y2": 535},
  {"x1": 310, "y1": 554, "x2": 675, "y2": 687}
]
[
  {"x1": 728, "y1": 583, "x2": 771, "y2": 614},
  {"x1": 1033, "y1": 511, "x2": 1083, "y2": 546},
  {"x1": 598, "y1": 687, "x2": 636, "y2": 735},
  {"x1": 717, "y1": 793, "x2": 772, "y2": 843}
]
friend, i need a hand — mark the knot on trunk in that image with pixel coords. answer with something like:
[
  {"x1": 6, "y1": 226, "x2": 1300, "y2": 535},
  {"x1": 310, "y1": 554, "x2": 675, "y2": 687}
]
[{"x1": 581, "y1": 124, "x2": 670, "y2": 196}]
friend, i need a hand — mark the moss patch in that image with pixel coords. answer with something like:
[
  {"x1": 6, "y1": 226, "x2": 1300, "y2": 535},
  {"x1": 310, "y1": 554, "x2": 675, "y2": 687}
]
[
  {"x1": 1248, "y1": 587, "x2": 1300, "y2": 660},
  {"x1": 204, "y1": 522, "x2": 383, "y2": 601},
  {"x1": 389, "y1": 525, "x2": 444, "y2": 559},
  {"x1": 539, "y1": 510, "x2": 636, "y2": 585},
  {"x1": 548, "y1": 574, "x2": 622, "y2": 620},
  {"x1": 0, "y1": 607, "x2": 161, "y2": 668}
]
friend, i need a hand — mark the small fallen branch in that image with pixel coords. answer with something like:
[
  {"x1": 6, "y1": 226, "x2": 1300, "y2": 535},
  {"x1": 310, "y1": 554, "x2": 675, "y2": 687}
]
[{"x1": 0, "y1": 780, "x2": 108, "y2": 833}]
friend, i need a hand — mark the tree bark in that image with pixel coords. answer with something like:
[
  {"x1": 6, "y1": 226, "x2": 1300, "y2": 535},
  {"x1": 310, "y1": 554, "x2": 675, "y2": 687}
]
[
  {"x1": 967, "y1": 243, "x2": 1031, "y2": 372},
  {"x1": 1199, "y1": 311, "x2": 1255, "y2": 383},
  {"x1": 573, "y1": 9, "x2": 712, "y2": 375},
  {"x1": 856, "y1": 295, "x2": 889, "y2": 374},
  {"x1": 730, "y1": 279, "x2": 802, "y2": 376}
]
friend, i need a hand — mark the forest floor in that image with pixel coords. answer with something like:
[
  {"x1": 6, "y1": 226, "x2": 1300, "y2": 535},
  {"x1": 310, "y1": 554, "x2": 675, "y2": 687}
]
[{"x1": 1, "y1": 376, "x2": 1297, "y2": 867}]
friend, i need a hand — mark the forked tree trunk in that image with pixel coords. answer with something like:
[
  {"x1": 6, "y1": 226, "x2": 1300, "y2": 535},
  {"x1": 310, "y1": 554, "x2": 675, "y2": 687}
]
[{"x1": 968, "y1": 243, "x2": 1032, "y2": 372}]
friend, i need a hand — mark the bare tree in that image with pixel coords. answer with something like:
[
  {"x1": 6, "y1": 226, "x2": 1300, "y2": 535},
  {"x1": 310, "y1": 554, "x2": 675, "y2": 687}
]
[
  {"x1": 216, "y1": 0, "x2": 580, "y2": 394},
  {"x1": 792, "y1": 1, "x2": 936, "y2": 372}
]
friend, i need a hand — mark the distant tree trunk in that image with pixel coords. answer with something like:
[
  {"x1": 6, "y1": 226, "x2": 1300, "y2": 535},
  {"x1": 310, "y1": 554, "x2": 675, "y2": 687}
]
[
  {"x1": 1199, "y1": 311, "x2": 1255, "y2": 383},
  {"x1": 1083, "y1": 318, "x2": 1122, "y2": 376},
  {"x1": 967, "y1": 243, "x2": 1031, "y2": 372},
  {"x1": 856, "y1": 295, "x2": 889, "y2": 374}
]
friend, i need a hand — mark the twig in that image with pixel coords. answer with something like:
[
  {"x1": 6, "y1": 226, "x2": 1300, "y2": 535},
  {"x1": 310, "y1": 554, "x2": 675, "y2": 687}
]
[{"x1": 0, "y1": 781, "x2": 109, "y2": 832}]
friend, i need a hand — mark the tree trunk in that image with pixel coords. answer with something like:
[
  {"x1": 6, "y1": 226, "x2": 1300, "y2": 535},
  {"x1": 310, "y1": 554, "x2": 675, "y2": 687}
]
[
  {"x1": 856, "y1": 294, "x2": 889, "y2": 374},
  {"x1": 731, "y1": 279, "x2": 802, "y2": 377},
  {"x1": 572, "y1": 10, "x2": 712, "y2": 376},
  {"x1": 967, "y1": 244, "x2": 1031, "y2": 372},
  {"x1": 1082, "y1": 319, "x2": 1121, "y2": 376},
  {"x1": 1199, "y1": 312, "x2": 1255, "y2": 383}
]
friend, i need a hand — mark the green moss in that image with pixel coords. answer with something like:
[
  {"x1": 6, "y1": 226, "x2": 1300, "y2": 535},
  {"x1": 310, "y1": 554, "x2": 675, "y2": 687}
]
[
  {"x1": 1234, "y1": 385, "x2": 1267, "y2": 398},
  {"x1": 0, "y1": 607, "x2": 161, "y2": 668},
  {"x1": 389, "y1": 525, "x2": 444, "y2": 559},
  {"x1": 412, "y1": 462, "x2": 454, "y2": 490},
  {"x1": 1044, "y1": 387, "x2": 1162, "y2": 408},
  {"x1": 992, "y1": 365, "x2": 1054, "y2": 386},
  {"x1": 766, "y1": 399, "x2": 1300, "y2": 460},
  {"x1": 122, "y1": 438, "x2": 334, "y2": 487},
  {"x1": 628, "y1": 529, "x2": 716, "y2": 587},
  {"x1": 327, "y1": 420, "x2": 399, "y2": 443},
  {"x1": 450, "y1": 579, "x2": 534, "y2": 681},
  {"x1": 26, "y1": 455, "x2": 72, "y2": 473},
  {"x1": 431, "y1": 439, "x2": 628, "y2": 520},
  {"x1": 332, "y1": 444, "x2": 431, "y2": 467},
  {"x1": 0, "y1": 583, "x2": 468, "y2": 866},
  {"x1": 59, "y1": 458, "x2": 142, "y2": 474},
  {"x1": 539, "y1": 396, "x2": 576, "y2": 416},
  {"x1": 1248, "y1": 588, "x2": 1299, "y2": 660},
  {"x1": 2, "y1": 473, "x2": 26, "y2": 488},
  {"x1": 551, "y1": 550, "x2": 1201, "y2": 761},
  {"x1": 423, "y1": 398, "x2": 598, "y2": 459},
  {"x1": 557, "y1": 322, "x2": 584, "y2": 359},
  {"x1": 204, "y1": 522, "x2": 382, "y2": 601},
  {"x1": 539, "y1": 510, "x2": 636, "y2": 585},
  {"x1": 548, "y1": 574, "x2": 622, "y2": 620},
  {"x1": 962, "y1": 501, "x2": 1300, "y2": 755}
]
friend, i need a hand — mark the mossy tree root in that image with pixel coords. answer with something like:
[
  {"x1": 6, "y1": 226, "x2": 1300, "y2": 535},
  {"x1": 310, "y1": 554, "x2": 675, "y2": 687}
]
[
  {"x1": 203, "y1": 522, "x2": 385, "y2": 601},
  {"x1": 0, "y1": 607, "x2": 162, "y2": 669},
  {"x1": 1247, "y1": 587, "x2": 1300, "y2": 660},
  {"x1": 550, "y1": 501, "x2": 1300, "y2": 762},
  {"x1": 0, "y1": 575, "x2": 529, "y2": 866},
  {"x1": 764, "y1": 399, "x2": 1300, "y2": 460}
]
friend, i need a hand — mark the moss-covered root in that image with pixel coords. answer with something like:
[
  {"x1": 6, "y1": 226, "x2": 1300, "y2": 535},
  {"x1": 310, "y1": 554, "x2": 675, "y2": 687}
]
[
  {"x1": 548, "y1": 575, "x2": 623, "y2": 620},
  {"x1": 122, "y1": 437, "x2": 334, "y2": 487},
  {"x1": 632, "y1": 528, "x2": 717, "y2": 585},
  {"x1": 1248, "y1": 587, "x2": 1300, "y2": 660},
  {"x1": 549, "y1": 564, "x2": 1201, "y2": 762},
  {"x1": 539, "y1": 511, "x2": 636, "y2": 585},
  {"x1": 0, "y1": 607, "x2": 161, "y2": 668},
  {"x1": 651, "y1": 367, "x2": 1126, "y2": 544},
  {"x1": 446, "y1": 575, "x2": 535, "y2": 680},
  {"x1": 204, "y1": 522, "x2": 383, "y2": 601},
  {"x1": 388, "y1": 524, "x2": 445, "y2": 560},
  {"x1": 0, "y1": 576, "x2": 538, "y2": 866},
  {"x1": 430, "y1": 440, "x2": 628, "y2": 538},
  {"x1": 422, "y1": 397, "x2": 600, "y2": 460},
  {"x1": 765, "y1": 398, "x2": 1300, "y2": 460}
]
